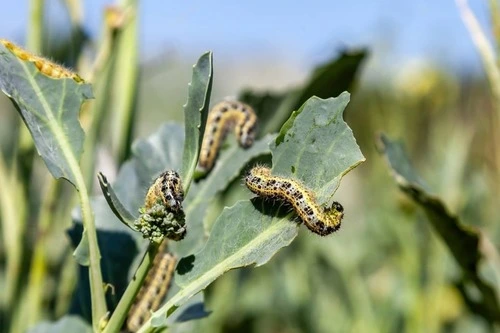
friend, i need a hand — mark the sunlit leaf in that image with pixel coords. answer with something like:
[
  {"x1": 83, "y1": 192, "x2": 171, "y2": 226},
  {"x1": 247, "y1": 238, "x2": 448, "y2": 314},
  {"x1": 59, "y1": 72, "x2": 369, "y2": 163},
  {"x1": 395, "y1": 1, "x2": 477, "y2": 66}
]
[{"x1": 272, "y1": 93, "x2": 365, "y2": 206}]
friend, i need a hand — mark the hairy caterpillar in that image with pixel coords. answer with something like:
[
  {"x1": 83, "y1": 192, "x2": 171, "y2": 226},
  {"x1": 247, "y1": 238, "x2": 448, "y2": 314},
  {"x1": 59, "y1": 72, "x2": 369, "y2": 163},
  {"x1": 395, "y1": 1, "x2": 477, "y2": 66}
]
[
  {"x1": 0, "y1": 39, "x2": 84, "y2": 82},
  {"x1": 245, "y1": 166, "x2": 344, "y2": 236},
  {"x1": 144, "y1": 170, "x2": 184, "y2": 212},
  {"x1": 136, "y1": 170, "x2": 186, "y2": 241},
  {"x1": 197, "y1": 100, "x2": 258, "y2": 173},
  {"x1": 126, "y1": 242, "x2": 177, "y2": 332}
]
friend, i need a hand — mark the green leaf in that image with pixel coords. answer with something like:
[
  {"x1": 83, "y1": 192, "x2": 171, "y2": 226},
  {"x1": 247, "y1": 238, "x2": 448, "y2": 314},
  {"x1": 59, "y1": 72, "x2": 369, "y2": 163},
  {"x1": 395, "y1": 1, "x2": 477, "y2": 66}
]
[
  {"x1": 108, "y1": 1, "x2": 139, "y2": 164},
  {"x1": 146, "y1": 200, "x2": 298, "y2": 329},
  {"x1": 181, "y1": 52, "x2": 213, "y2": 192},
  {"x1": 132, "y1": 123, "x2": 184, "y2": 184},
  {"x1": 271, "y1": 93, "x2": 365, "y2": 206},
  {"x1": 27, "y1": 316, "x2": 92, "y2": 333},
  {"x1": 176, "y1": 134, "x2": 274, "y2": 257},
  {"x1": 377, "y1": 133, "x2": 500, "y2": 323},
  {"x1": 0, "y1": 42, "x2": 92, "y2": 187}
]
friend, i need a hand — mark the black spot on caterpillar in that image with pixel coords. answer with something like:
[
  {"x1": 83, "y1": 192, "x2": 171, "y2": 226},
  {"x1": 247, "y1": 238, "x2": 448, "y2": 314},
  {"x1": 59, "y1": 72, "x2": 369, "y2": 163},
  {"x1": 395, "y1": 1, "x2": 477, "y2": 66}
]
[
  {"x1": 197, "y1": 100, "x2": 258, "y2": 173},
  {"x1": 145, "y1": 170, "x2": 184, "y2": 212},
  {"x1": 245, "y1": 166, "x2": 344, "y2": 236}
]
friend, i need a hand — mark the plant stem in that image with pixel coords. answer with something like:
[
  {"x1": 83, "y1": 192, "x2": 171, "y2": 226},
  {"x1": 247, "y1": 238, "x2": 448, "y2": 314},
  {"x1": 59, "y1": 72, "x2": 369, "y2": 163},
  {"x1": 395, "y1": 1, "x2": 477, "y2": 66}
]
[
  {"x1": 489, "y1": 0, "x2": 500, "y2": 59},
  {"x1": 457, "y1": 0, "x2": 500, "y2": 107},
  {"x1": 74, "y1": 170, "x2": 108, "y2": 331},
  {"x1": 27, "y1": 0, "x2": 44, "y2": 53},
  {"x1": 103, "y1": 242, "x2": 161, "y2": 333},
  {"x1": 109, "y1": 0, "x2": 139, "y2": 164},
  {"x1": 456, "y1": 0, "x2": 500, "y2": 181},
  {"x1": 80, "y1": 13, "x2": 120, "y2": 190}
]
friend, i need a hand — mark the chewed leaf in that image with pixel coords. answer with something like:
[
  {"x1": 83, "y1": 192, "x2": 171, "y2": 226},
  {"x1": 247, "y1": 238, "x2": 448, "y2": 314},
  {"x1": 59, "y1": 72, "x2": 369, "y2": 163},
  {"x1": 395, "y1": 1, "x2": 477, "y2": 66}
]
[
  {"x1": 378, "y1": 133, "x2": 500, "y2": 323},
  {"x1": 181, "y1": 52, "x2": 213, "y2": 192},
  {"x1": 0, "y1": 39, "x2": 84, "y2": 82},
  {"x1": 0, "y1": 41, "x2": 91, "y2": 187},
  {"x1": 271, "y1": 93, "x2": 365, "y2": 205}
]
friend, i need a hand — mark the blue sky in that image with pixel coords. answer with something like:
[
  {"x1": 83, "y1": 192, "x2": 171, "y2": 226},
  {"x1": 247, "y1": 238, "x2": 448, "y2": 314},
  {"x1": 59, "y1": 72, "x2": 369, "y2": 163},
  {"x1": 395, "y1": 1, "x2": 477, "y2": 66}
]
[{"x1": 0, "y1": 1, "x2": 492, "y2": 75}]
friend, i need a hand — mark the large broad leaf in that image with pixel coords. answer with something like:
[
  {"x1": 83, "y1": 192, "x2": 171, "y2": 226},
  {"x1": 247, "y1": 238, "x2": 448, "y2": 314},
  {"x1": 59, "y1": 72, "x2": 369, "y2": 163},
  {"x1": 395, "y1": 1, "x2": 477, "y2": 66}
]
[
  {"x1": 0, "y1": 42, "x2": 92, "y2": 187},
  {"x1": 377, "y1": 134, "x2": 500, "y2": 323},
  {"x1": 240, "y1": 49, "x2": 367, "y2": 135},
  {"x1": 271, "y1": 93, "x2": 365, "y2": 206},
  {"x1": 181, "y1": 52, "x2": 213, "y2": 191},
  {"x1": 138, "y1": 94, "x2": 365, "y2": 331}
]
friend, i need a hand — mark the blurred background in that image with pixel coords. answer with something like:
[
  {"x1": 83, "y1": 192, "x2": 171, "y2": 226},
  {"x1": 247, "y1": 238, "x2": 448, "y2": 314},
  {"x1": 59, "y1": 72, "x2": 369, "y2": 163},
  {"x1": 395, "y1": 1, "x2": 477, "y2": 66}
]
[{"x1": 1, "y1": 1, "x2": 499, "y2": 332}]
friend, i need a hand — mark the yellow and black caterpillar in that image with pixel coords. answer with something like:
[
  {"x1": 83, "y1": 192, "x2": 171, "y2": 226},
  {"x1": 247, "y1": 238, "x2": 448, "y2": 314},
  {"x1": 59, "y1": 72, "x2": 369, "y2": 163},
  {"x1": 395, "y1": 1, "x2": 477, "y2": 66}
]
[
  {"x1": 126, "y1": 242, "x2": 176, "y2": 332},
  {"x1": 245, "y1": 166, "x2": 344, "y2": 236},
  {"x1": 198, "y1": 100, "x2": 258, "y2": 173},
  {"x1": 0, "y1": 39, "x2": 84, "y2": 82}
]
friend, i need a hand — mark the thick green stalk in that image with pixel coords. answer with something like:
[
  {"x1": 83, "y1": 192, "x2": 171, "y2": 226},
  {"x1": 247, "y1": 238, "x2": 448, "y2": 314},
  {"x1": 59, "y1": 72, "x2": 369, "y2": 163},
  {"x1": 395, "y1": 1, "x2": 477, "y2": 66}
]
[
  {"x1": 102, "y1": 242, "x2": 161, "y2": 333},
  {"x1": 109, "y1": 0, "x2": 139, "y2": 163},
  {"x1": 81, "y1": 11, "x2": 121, "y2": 189},
  {"x1": 73, "y1": 169, "x2": 108, "y2": 331},
  {"x1": 27, "y1": 0, "x2": 44, "y2": 52},
  {"x1": 64, "y1": 0, "x2": 83, "y2": 27}
]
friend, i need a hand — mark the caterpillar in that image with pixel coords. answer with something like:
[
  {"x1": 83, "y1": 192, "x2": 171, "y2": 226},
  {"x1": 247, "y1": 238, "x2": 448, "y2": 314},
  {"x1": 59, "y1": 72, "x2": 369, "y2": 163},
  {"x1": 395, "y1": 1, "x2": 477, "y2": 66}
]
[
  {"x1": 144, "y1": 170, "x2": 184, "y2": 212},
  {"x1": 197, "y1": 100, "x2": 258, "y2": 173},
  {"x1": 244, "y1": 166, "x2": 344, "y2": 236},
  {"x1": 0, "y1": 39, "x2": 84, "y2": 83},
  {"x1": 126, "y1": 241, "x2": 177, "y2": 332}
]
